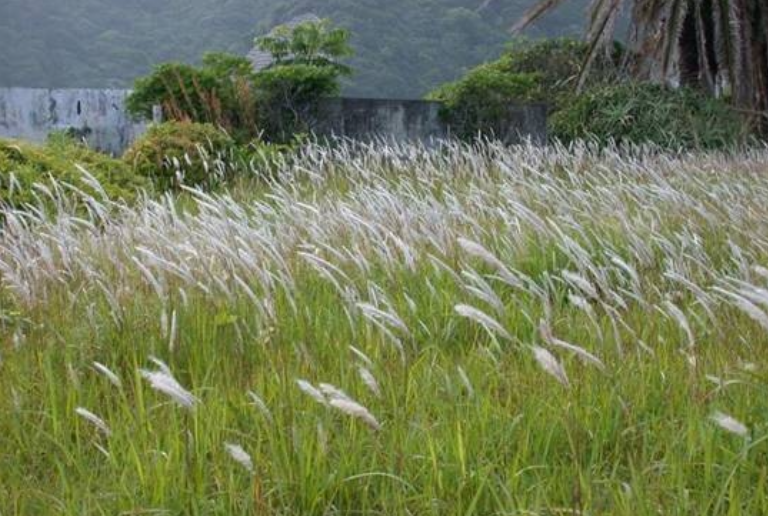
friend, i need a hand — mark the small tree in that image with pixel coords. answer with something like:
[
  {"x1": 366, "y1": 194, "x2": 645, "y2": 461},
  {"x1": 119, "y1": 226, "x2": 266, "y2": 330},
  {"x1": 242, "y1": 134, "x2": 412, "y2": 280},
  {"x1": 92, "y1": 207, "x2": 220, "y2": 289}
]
[
  {"x1": 253, "y1": 19, "x2": 353, "y2": 141},
  {"x1": 255, "y1": 19, "x2": 353, "y2": 70}
]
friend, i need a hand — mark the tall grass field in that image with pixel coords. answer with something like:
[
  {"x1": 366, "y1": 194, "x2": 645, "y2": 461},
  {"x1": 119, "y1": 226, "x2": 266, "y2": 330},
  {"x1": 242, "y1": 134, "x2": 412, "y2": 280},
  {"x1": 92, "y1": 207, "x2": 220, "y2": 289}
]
[{"x1": 2, "y1": 141, "x2": 768, "y2": 514}]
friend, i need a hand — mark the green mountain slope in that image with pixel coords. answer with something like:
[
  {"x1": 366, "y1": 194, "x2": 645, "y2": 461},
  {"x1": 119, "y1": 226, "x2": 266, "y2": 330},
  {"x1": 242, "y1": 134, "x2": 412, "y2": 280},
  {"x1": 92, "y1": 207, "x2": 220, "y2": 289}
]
[{"x1": 0, "y1": 0, "x2": 588, "y2": 98}]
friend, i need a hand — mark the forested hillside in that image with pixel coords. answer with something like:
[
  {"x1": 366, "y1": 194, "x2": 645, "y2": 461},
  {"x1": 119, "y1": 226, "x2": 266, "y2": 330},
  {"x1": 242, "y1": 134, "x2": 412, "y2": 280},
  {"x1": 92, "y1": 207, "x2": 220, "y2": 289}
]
[{"x1": 0, "y1": 0, "x2": 588, "y2": 98}]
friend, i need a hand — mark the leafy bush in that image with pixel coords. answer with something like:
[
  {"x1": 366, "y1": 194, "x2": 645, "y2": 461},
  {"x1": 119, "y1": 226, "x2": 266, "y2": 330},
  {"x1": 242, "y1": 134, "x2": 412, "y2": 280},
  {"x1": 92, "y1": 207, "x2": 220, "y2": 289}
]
[
  {"x1": 126, "y1": 19, "x2": 353, "y2": 144},
  {"x1": 429, "y1": 65, "x2": 541, "y2": 140},
  {"x1": 123, "y1": 122, "x2": 237, "y2": 191},
  {"x1": 0, "y1": 134, "x2": 148, "y2": 210},
  {"x1": 126, "y1": 53, "x2": 258, "y2": 141},
  {"x1": 500, "y1": 38, "x2": 621, "y2": 103},
  {"x1": 550, "y1": 82, "x2": 749, "y2": 149},
  {"x1": 429, "y1": 39, "x2": 752, "y2": 149},
  {"x1": 429, "y1": 38, "x2": 621, "y2": 141}
]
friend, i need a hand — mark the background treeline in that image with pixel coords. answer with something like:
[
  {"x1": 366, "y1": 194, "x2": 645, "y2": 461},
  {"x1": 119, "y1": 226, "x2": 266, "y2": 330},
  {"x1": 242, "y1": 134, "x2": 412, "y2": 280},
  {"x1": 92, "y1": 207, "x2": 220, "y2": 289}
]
[{"x1": 0, "y1": 0, "x2": 590, "y2": 98}]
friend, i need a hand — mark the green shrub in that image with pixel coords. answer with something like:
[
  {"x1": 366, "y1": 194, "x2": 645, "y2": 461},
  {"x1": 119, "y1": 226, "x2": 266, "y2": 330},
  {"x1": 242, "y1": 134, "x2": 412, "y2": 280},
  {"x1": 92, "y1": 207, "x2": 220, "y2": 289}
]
[
  {"x1": 126, "y1": 53, "x2": 259, "y2": 141},
  {"x1": 429, "y1": 65, "x2": 541, "y2": 140},
  {"x1": 428, "y1": 38, "x2": 621, "y2": 141},
  {"x1": 123, "y1": 122, "x2": 237, "y2": 191},
  {"x1": 0, "y1": 134, "x2": 148, "y2": 210},
  {"x1": 500, "y1": 38, "x2": 621, "y2": 103},
  {"x1": 550, "y1": 82, "x2": 749, "y2": 149},
  {"x1": 125, "y1": 20, "x2": 353, "y2": 145}
]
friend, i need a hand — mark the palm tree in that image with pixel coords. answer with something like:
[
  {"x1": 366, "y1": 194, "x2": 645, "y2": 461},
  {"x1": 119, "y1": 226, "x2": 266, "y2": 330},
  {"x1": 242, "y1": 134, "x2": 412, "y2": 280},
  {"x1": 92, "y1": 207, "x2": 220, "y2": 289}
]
[{"x1": 513, "y1": 0, "x2": 768, "y2": 131}]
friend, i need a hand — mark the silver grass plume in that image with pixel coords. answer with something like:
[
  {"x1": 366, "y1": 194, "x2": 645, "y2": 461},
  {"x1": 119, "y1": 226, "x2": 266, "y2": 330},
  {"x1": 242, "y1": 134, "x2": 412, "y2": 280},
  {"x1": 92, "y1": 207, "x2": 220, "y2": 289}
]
[
  {"x1": 454, "y1": 304, "x2": 511, "y2": 341},
  {"x1": 328, "y1": 396, "x2": 382, "y2": 431},
  {"x1": 532, "y1": 346, "x2": 570, "y2": 387},
  {"x1": 296, "y1": 379, "x2": 328, "y2": 406},
  {"x1": 75, "y1": 407, "x2": 111, "y2": 436},
  {"x1": 140, "y1": 364, "x2": 198, "y2": 410},
  {"x1": 92, "y1": 361, "x2": 122, "y2": 388},
  {"x1": 224, "y1": 442, "x2": 254, "y2": 473},
  {"x1": 710, "y1": 411, "x2": 749, "y2": 438},
  {"x1": 247, "y1": 390, "x2": 273, "y2": 423},
  {"x1": 357, "y1": 366, "x2": 381, "y2": 397}
]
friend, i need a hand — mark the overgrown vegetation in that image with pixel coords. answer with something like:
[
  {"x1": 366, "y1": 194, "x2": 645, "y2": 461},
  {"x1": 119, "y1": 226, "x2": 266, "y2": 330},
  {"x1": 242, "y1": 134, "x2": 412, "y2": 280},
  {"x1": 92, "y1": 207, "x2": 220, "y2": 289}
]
[
  {"x1": 126, "y1": 54, "x2": 258, "y2": 141},
  {"x1": 0, "y1": 134, "x2": 147, "y2": 210},
  {"x1": 127, "y1": 19, "x2": 351, "y2": 144},
  {"x1": 431, "y1": 38, "x2": 750, "y2": 149},
  {"x1": 3, "y1": 142, "x2": 768, "y2": 513},
  {"x1": 514, "y1": 0, "x2": 768, "y2": 134},
  {"x1": 253, "y1": 19, "x2": 352, "y2": 141},
  {"x1": 551, "y1": 82, "x2": 749, "y2": 149},
  {"x1": 122, "y1": 122, "x2": 238, "y2": 191},
  {"x1": 429, "y1": 39, "x2": 620, "y2": 140},
  {"x1": 428, "y1": 64, "x2": 541, "y2": 141}
]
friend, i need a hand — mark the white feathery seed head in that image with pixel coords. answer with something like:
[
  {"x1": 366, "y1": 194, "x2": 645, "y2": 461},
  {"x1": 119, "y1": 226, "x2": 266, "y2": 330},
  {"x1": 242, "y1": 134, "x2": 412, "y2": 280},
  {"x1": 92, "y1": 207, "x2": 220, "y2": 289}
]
[
  {"x1": 224, "y1": 442, "x2": 254, "y2": 473},
  {"x1": 329, "y1": 397, "x2": 382, "y2": 431},
  {"x1": 710, "y1": 411, "x2": 749, "y2": 438},
  {"x1": 140, "y1": 366, "x2": 198, "y2": 410},
  {"x1": 454, "y1": 303, "x2": 511, "y2": 341},
  {"x1": 92, "y1": 361, "x2": 122, "y2": 388},
  {"x1": 532, "y1": 346, "x2": 570, "y2": 388},
  {"x1": 358, "y1": 366, "x2": 381, "y2": 397},
  {"x1": 247, "y1": 390, "x2": 273, "y2": 422},
  {"x1": 296, "y1": 379, "x2": 328, "y2": 406},
  {"x1": 75, "y1": 407, "x2": 111, "y2": 436},
  {"x1": 319, "y1": 383, "x2": 352, "y2": 402}
]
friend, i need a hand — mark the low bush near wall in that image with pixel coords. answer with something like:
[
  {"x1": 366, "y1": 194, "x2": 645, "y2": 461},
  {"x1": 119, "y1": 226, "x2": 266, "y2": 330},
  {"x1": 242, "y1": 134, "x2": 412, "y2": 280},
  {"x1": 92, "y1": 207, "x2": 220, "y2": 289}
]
[
  {"x1": 428, "y1": 65, "x2": 541, "y2": 140},
  {"x1": 123, "y1": 122, "x2": 238, "y2": 191},
  {"x1": 0, "y1": 134, "x2": 148, "y2": 210}
]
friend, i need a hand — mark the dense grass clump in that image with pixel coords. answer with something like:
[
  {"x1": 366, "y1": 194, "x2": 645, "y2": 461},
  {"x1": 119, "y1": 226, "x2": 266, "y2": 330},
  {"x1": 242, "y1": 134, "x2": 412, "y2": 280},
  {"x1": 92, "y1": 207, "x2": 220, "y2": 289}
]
[
  {"x1": 2, "y1": 141, "x2": 768, "y2": 514},
  {"x1": 551, "y1": 83, "x2": 749, "y2": 149},
  {"x1": 123, "y1": 122, "x2": 237, "y2": 191}
]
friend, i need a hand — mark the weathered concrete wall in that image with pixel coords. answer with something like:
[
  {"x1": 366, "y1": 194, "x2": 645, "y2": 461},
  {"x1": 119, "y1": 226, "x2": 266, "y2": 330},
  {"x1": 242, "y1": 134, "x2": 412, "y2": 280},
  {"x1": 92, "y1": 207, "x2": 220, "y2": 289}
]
[
  {"x1": 0, "y1": 88, "x2": 147, "y2": 155},
  {"x1": 314, "y1": 98, "x2": 448, "y2": 142},
  {"x1": 314, "y1": 97, "x2": 547, "y2": 144},
  {"x1": 0, "y1": 89, "x2": 548, "y2": 153}
]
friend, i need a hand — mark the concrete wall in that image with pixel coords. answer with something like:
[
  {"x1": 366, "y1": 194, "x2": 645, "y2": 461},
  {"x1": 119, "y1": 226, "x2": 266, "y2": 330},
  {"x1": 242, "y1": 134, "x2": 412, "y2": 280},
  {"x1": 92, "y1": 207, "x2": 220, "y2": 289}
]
[
  {"x1": 314, "y1": 97, "x2": 547, "y2": 145},
  {"x1": 0, "y1": 88, "x2": 147, "y2": 155},
  {"x1": 0, "y1": 89, "x2": 548, "y2": 153},
  {"x1": 314, "y1": 98, "x2": 448, "y2": 142}
]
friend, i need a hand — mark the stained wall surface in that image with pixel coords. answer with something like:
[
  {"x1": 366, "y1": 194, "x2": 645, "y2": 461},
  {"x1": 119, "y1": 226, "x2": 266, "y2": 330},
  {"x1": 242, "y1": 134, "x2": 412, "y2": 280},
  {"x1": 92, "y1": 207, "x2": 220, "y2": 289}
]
[
  {"x1": 0, "y1": 88, "x2": 147, "y2": 154},
  {"x1": 0, "y1": 89, "x2": 548, "y2": 153}
]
